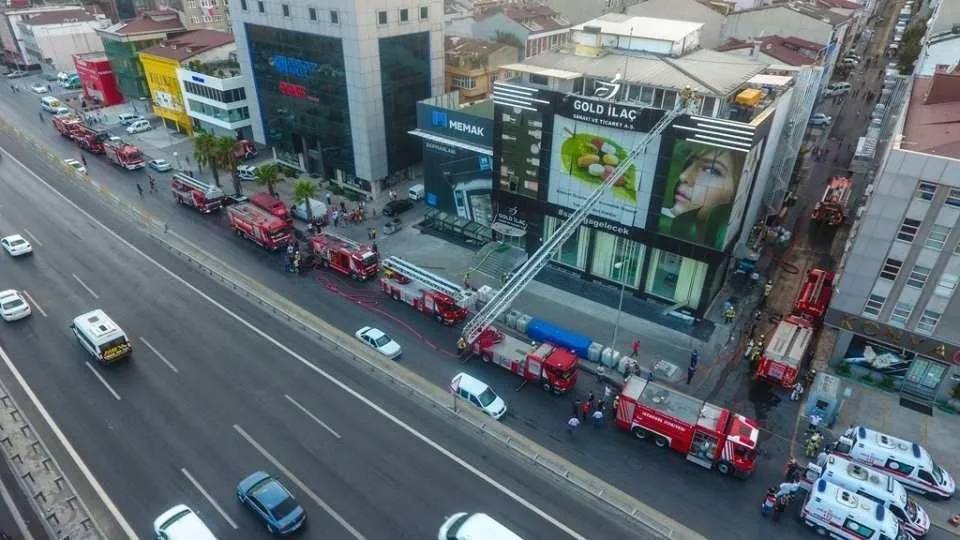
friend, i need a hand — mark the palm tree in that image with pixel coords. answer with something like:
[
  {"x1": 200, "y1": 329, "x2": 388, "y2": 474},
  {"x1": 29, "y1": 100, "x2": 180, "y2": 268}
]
[
  {"x1": 213, "y1": 135, "x2": 240, "y2": 195},
  {"x1": 293, "y1": 179, "x2": 318, "y2": 224},
  {"x1": 192, "y1": 131, "x2": 219, "y2": 185},
  {"x1": 253, "y1": 162, "x2": 284, "y2": 197}
]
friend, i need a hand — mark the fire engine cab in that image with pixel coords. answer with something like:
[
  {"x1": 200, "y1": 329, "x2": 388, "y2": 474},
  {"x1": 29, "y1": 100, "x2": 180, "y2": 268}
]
[
  {"x1": 380, "y1": 256, "x2": 477, "y2": 325},
  {"x1": 104, "y1": 140, "x2": 145, "y2": 170},
  {"x1": 309, "y1": 232, "x2": 379, "y2": 280},
  {"x1": 794, "y1": 268, "x2": 835, "y2": 322},
  {"x1": 811, "y1": 176, "x2": 853, "y2": 226},
  {"x1": 615, "y1": 375, "x2": 760, "y2": 476},
  {"x1": 756, "y1": 314, "x2": 813, "y2": 388},
  {"x1": 52, "y1": 116, "x2": 81, "y2": 138},
  {"x1": 171, "y1": 173, "x2": 224, "y2": 214},
  {"x1": 226, "y1": 202, "x2": 292, "y2": 251},
  {"x1": 72, "y1": 123, "x2": 108, "y2": 154},
  {"x1": 472, "y1": 328, "x2": 578, "y2": 394}
]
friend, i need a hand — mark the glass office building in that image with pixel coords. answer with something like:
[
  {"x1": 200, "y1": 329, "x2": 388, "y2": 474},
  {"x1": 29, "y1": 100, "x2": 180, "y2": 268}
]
[{"x1": 379, "y1": 32, "x2": 431, "y2": 174}]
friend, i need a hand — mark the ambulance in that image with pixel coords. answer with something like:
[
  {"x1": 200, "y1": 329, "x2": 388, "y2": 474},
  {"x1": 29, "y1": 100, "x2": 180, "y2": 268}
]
[{"x1": 801, "y1": 479, "x2": 914, "y2": 540}]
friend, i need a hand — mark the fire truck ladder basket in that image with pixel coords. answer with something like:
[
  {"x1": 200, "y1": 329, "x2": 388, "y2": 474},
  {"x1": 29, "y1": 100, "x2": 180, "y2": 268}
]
[
  {"x1": 382, "y1": 256, "x2": 471, "y2": 303},
  {"x1": 460, "y1": 91, "x2": 695, "y2": 345}
]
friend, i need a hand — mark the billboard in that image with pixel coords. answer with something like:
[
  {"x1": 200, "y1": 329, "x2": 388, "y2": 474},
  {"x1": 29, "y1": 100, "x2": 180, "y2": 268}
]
[
  {"x1": 547, "y1": 97, "x2": 665, "y2": 228},
  {"x1": 498, "y1": 107, "x2": 545, "y2": 199}
]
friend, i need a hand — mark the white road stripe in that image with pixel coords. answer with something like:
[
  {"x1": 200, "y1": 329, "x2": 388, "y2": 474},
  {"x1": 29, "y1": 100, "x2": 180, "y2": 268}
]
[
  {"x1": 71, "y1": 273, "x2": 99, "y2": 299},
  {"x1": 138, "y1": 337, "x2": 179, "y2": 374},
  {"x1": 84, "y1": 362, "x2": 120, "y2": 401},
  {"x1": 0, "y1": 466, "x2": 35, "y2": 540},
  {"x1": 180, "y1": 467, "x2": 238, "y2": 530},
  {"x1": 20, "y1": 290, "x2": 46, "y2": 318},
  {"x1": 0, "y1": 344, "x2": 137, "y2": 539},
  {"x1": 2, "y1": 146, "x2": 590, "y2": 540},
  {"x1": 233, "y1": 424, "x2": 363, "y2": 539},
  {"x1": 284, "y1": 394, "x2": 341, "y2": 439},
  {"x1": 21, "y1": 228, "x2": 42, "y2": 247}
]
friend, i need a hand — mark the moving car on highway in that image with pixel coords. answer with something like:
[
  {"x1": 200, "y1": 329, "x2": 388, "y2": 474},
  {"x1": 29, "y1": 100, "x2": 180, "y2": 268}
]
[
  {"x1": 438, "y1": 512, "x2": 523, "y2": 540},
  {"x1": 1, "y1": 234, "x2": 32, "y2": 256},
  {"x1": 236, "y1": 471, "x2": 306, "y2": 536},
  {"x1": 64, "y1": 158, "x2": 86, "y2": 174},
  {"x1": 70, "y1": 309, "x2": 132, "y2": 364},
  {"x1": 0, "y1": 290, "x2": 31, "y2": 322},
  {"x1": 153, "y1": 505, "x2": 217, "y2": 540},
  {"x1": 355, "y1": 326, "x2": 401, "y2": 360}
]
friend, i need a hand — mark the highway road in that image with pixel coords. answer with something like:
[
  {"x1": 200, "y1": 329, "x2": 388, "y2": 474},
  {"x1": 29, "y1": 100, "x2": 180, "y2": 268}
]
[{"x1": 0, "y1": 137, "x2": 640, "y2": 538}]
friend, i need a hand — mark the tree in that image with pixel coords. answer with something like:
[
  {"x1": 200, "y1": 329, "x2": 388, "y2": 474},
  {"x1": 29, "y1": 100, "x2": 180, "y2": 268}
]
[
  {"x1": 192, "y1": 131, "x2": 218, "y2": 184},
  {"x1": 254, "y1": 162, "x2": 284, "y2": 197},
  {"x1": 213, "y1": 135, "x2": 240, "y2": 195},
  {"x1": 898, "y1": 21, "x2": 927, "y2": 73},
  {"x1": 292, "y1": 179, "x2": 318, "y2": 223}
]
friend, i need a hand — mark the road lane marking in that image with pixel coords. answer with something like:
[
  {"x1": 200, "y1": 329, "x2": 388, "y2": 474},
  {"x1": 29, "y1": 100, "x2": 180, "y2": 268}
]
[
  {"x1": 21, "y1": 228, "x2": 41, "y2": 247},
  {"x1": 0, "y1": 345, "x2": 136, "y2": 539},
  {"x1": 283, "y1": 394, "x2": 341, "y2": 439},
  {"x1": 233, "y1": 424, "x2": 363, "y2": 539},
  {"x1": 20, "y1": 290, "x2": 46, "y2": 318},
  {"x1": 3, "y1": 146, "x2": 592, "y2": 540},
  {"x1": 180, "y1": 467, "x2": 238, "y2": 530},
  {"x1": 84, "y1": 362, "x2": 120, "y2": 401},
  {"x1": 71, "y1": 273, "x2": 99, "y2": 299},
  {"x1": 138, "y1": 337, "x2": 179, "y2": 374},
  {"x1": 0, "y1": 468, "x2": 34, "y2": 540}
]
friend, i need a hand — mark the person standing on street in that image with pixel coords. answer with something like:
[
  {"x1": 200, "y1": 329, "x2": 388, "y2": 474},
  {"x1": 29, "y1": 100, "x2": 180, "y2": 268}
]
[
  {"x1": 690, "y1": 349, "x2": 699, "y2": 369},
  {"x1": 566, "y1": 415, "x2": 580, "y2": 437},
  {"x1": 325, "y1": 191, "x2": 332, "y2": 206},
  {"x1": 687, "y1": 363, "x2": 697, "y2": 384},
  {"x1": 136, "y1": 183, "x2": 143, "y2": 199},
  {"x1": 631, "y1": 338, "x2": 640, "y2": 358}
]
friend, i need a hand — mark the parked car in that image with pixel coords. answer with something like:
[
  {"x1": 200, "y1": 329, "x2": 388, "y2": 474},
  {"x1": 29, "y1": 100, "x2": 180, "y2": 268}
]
[
  {"x1": 152, "y1": 505, "x2": 217, "y2": 540},
  {"x1": 53, "y1": 106, "x2": 71, "y2": 116},
  {"x1": 148, "y1": 158, "x2": 173, "y2": 172},
  {"x1": 451, "y1": 372, "x2": 507, "y2": 420},
  {"x1": 290, "y1": 198, "x2": 327, "y2": 221},
  {"x1": 355, "y1": 326, "x2": 402, "y2": 360},
  {"x1": 64, "y1": 158, "x2": 86, "y2": 174},
  {"x1": 236, "y1": 471, "x2": 306, "y2": 535},
  {"x1": 0, "y1": 290, "x2": 31, "y2": 322},
  {"x1": 30, "y1": 83, "x2": 48, "y2": 94},
  {"x1": 840, "y1": 57, "x2": 859, "y2": 67},
  {"x1": 382, "y1": 199, "x2": 414, "y2": 217},
  {"x1": 126, "y1": 119, "x2": 151, "y2": 134},
  {"x1": 438, "y1": 513, "x2": 523, "y2": 540},
  {"x1": 5, "y1": 71, "x2": 26, "y2": 79},
  {"x1": 809, "y1": 113, "x2": 833, "y2": 127},
  {"x1": 1, "y1": 234, "x2": 32, "y2": 256},
  {"x1": 235, "y1": 164, "x2": 258, "y2": 181},
  {"x1": 116, "y1": 112, "x2": 143, "y2": 125}
]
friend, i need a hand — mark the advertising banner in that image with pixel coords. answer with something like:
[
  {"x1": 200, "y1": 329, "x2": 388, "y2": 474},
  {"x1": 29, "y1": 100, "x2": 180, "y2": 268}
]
[
  {"x1": 422, "y1": 141, "x2": 493, "y2": 225},
  {"x1": 498, "y1": 107, "x2": 545, "y2": 199}
]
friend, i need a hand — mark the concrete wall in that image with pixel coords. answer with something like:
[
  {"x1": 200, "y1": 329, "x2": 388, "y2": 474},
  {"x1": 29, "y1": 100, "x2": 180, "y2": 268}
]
[
  {"x1": 916, "y1": 37, "x2": 960, "y2": 77},
  {"x1": 22, "y1": 21, "x2": 108, "y2": 72}
]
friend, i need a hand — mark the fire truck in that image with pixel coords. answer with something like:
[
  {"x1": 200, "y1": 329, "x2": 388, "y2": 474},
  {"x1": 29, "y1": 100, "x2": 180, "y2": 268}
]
[
  {"x1": 308, "y1": 232, "x2": 379, "y2": 280},
  {"x1": 171, "y1": 173, "x2": 224, "y2": 213},
  {"x1": 226, "y1": 203, "x2": 292, "y2": 251},
  {"x1": 249, "y1": 192, "x2": 292, "y2": 224},
  {"x1": 755, "y1": 314, "x2": 813, "y2": 388},
  {"x1": 794, "y1": 268, "x2": 835, "y2": 322},
  {"x1": 472, "y1": 328, "x2": 578, "y2": 394},
  {"x1": 103, "y1": 140, "x2": 145, "y2": 170},
  {"x1": 811, "y1": 176, "x2": 853, "y2": 225},
  {"x1": 52, "y1": 116, "x2": 81, "y2": 138},
  {"x1": 380, "y1": 256, "x2": 475, "y2": 325},
  {"x1": 616, "y1": 375, "x2": 760, "y2": 477},
  {"x1": 72, "y1": 124, "x2": 108, "y2": 154}
]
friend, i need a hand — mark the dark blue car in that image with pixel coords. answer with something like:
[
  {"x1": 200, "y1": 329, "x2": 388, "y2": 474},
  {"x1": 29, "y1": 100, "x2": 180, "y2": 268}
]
[{"x1": 236, "y1": 471, "x2": 306, "y2": 535}]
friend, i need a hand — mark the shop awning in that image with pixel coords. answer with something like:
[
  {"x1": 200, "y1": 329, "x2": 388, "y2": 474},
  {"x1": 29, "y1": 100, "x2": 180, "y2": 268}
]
[
  {"x1": 408, "y1": 129, "x2": 492, "y2": 156},
  {"x1": 490, "y1": 221, "x2": 527, "y2": 237}
]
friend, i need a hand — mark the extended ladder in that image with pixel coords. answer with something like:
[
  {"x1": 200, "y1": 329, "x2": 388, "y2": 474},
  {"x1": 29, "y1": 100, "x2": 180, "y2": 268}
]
[
  {"x1": 382, "y1": 256, "x2": 473, "y2": 305},
  {"x1": 320, "y1": 230, "x2": 363, "y2": 249}
]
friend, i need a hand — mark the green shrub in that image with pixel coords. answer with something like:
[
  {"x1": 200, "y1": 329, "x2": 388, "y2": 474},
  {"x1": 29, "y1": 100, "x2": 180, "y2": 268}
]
[{"x1": 836, "y1": 363, "x2": 852, "y2": 376}]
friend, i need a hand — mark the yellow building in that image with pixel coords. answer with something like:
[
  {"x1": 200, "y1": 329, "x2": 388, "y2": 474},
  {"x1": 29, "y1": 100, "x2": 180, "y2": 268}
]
[{"x1": 138, "y1": 29, "x2": 235, "y2": 135}]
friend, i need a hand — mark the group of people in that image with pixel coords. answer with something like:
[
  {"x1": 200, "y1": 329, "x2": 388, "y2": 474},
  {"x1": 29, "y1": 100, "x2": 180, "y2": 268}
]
[
  {"x1": 283, "y1": 242, "x2": 302, "y2": 273},
  {"x1": 329, "y1": 200, "x2": 368, "y2": 227},
  {"x1": 567, "y1": 387, "x2": 614, "y2": 436}
]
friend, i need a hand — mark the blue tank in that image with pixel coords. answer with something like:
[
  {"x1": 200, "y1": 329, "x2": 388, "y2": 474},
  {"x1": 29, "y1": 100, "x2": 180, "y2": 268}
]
[{"x1": 526, "y1": 318, "x2": 593, "y2": 359}]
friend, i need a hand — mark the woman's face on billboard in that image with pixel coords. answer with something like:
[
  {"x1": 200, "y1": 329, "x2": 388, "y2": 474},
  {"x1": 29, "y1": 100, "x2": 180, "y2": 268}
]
[{"x1": 670, "y1": 149, "x2": 737, "y2": 216}]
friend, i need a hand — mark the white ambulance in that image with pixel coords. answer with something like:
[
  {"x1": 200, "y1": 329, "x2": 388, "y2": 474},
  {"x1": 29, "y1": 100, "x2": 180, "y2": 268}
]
[
  {"x1": 801, "y1": 479, "x2": 914, "y2": 540},
  {"x1": 832, "y1": 425, "x2": 955, "y2": 500}
]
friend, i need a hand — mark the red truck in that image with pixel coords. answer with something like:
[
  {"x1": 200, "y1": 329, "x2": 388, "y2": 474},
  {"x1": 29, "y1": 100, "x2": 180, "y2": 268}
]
[
  {"x1": 249, "y1": 192, "x2": 292, "y2": 224},
  {"x1": 380, "y1": 256, "x2": 473, "y2": 325},
  {"x1": 794, "y1": 268, "x2": 834, "y2": 322},
  {"x1": 104, "y1": 140, "x2": 145, "y2": 170},
  {"x1": 811, "y1": 176, "x2": 852, "y2": 226},
  {"x1": 226, "y1": 203, "x2": 292, "y2": 250},
  {"x1": 472, "y1": 328, "x2": 578, "y2": 394},
  {"x1": 171, "y1": 173, "x2": 224, "y2": 213},
  {"x1": 72, "y1": 124, "x2": 108, "y2": 154},
  {"x1": 52, "y1": 116, "x2": 81, "y2": 138},
  {"x1": 309, "y1": 232, "x2": 379, "y2": 280},
  {"x1": 755, "y1": 315, "x2": 813, "y2": 388},
  {"x1": 616, "y1": 375, "x2": 760, "y2": 477}
]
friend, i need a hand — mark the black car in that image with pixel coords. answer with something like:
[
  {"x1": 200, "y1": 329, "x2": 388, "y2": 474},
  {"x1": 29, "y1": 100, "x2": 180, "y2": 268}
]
[{"x1": 382, "y1": 199, "x2": 413, "y2": 217}]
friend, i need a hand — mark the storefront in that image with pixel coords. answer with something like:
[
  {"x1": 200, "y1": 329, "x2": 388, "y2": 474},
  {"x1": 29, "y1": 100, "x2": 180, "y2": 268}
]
[{"x1": 73, "y1": 52, "x2": 123, "y2": 107}]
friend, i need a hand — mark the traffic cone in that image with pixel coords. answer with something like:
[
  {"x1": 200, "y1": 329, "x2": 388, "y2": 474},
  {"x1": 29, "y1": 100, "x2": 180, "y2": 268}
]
[{"x1": 948, "y1": 514, "x2": 960, "y2": 527}]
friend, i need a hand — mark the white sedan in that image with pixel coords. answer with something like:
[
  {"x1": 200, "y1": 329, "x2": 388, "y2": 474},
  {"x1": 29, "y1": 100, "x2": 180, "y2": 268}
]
[
  {"x1": 1, "y1": 234, "x2": 32, "y2": 256},
  {"x1": 30, "y1": 83, "x2": 48, "y2": 94},
  {"x1": 355, "y1": 326, "x2": 401, "y2": 360},
  {"x1": 809, "y1": 113, "x2": 833, "y2": 127},
  {"x1": 64, "y1": 158, "x2": 86, "y2": 174},
  {"x1": 0, "y1": 290, "x2": 31, "y2": 322}
]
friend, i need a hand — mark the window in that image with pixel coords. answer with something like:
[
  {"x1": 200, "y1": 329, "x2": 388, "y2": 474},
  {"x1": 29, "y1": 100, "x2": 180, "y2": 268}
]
[
  {"x1": 863, "y1": 294, "x2": 886, "y2": 318},
  {"x1": 308, "y1": 7, "x2": 316, "y2": 20},
  {"x1": 451, "y1": 75, "x2": 476, "y2": 89},
  {"x1": 906, "y1": 265, "x2": 931, "y2": 288},
  {"x1": 897, "y1": 217, "x2": 921, "y2": 242},
  {"x1": 662, "y1": 90, "x2": 677, "y2": 110},
  {"x1": 419, "y1": 6, "x2": 428, "y2": 19},
  {"x1": 916, "y1": 310, "x2": 941, "y2": 334},
  {"x1": 843, "y1": 518, "x2": 875, "y2": 539},
  {"x1": 935, "y1": 273, "x2": 958, "y2": 297},
  {"x1": 528, "y1": 73, "x2": 548, "y2": 85},
  {"x1": 880, "y1": 258, "x2": 902, "y2": 280},
  {"x1": 926, "y1": 224, "x2": 950, "y2": 250},
  {"x1": 946, "y1": 188, "x2": 960, "y2": 208},
  {"x1": 884, "y1": 458, "x2": 914, "y2": 475},
  {"x1": 399, "y1": 8, "x2": 408, "y2": 22},
  {"x1": 257, "y1": 0, "x2": 263, "y2": 13},
  {"x1": 377, "y1": 10, "x2": 387, "y2": 25},
  {"x1": 281, "y1": 4, "x2": 289, "y2": 16},
  {"x1": 889, "y1": 301, "x2": 913, "y2": 327},
  {"x1": 240, "y1": 0, "x2": 247, "y2": 10},
  {"x1": 701, "y1": 96, "x2": 717, "y2": 116},
  {"x1": 330, "y1": 9, "x2": 339, "y2": 24},
  {"x1": 915, "y1": 181, "x2": 936, "y2": 200},
  {"x1": 190, "y1": 15, "x2": 199, "y2": 23}
]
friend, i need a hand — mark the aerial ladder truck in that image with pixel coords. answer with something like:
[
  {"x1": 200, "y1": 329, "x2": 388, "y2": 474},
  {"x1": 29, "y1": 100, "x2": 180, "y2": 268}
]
[{"x1": 380, "y1": 256, "x2": 482, "y2": 325}]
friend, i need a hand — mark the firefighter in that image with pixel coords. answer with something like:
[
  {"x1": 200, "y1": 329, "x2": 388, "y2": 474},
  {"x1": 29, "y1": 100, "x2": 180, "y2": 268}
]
[
  {"x1": 760, "y1": 280, "x2": 773, "y2": 308},
  {"x1": 804, "y1": 431, "x2": 823, "y2": 457},
  {"x1": 724, "y1": 304, "x2": 736, "y2": 324},
  {"x1": 457, "y1": 337, "x2": 467, "y2": 358}
]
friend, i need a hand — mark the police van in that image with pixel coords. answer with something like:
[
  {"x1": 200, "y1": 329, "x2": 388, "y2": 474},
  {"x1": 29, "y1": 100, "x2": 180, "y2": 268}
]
[
  {"x1": 832, "y1": 425, "x2": 955, "y2": 500},
  {"x1": 40, "y1": 95, "x2": 62, "y2": 113},
  {"x1": 801, "y1": 479, "x2": 914, "y2": 540},
  {"x1": 802, "y1": 454, "x2": 929, "y2": 536},
  {"x1": 70, "y1": 309, "x2": 132, "y2": 364}
]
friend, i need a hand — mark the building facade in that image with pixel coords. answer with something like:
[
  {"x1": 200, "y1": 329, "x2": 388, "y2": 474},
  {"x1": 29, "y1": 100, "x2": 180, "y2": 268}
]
[
  {"x1": 98, "y1": 10, "x2": 186, "y2": 100},
  {"x1": 181, "y1": 0, "x2": 231, "y2": 32},
  {"x1": 0, "y1": 4, "x2": 86, "y2": 67},
  {"x1": 73, "y1": 52, "x2": 123, "y2": 106},
  {"x1": 231, "y1": 0, "x2": 443, "y2": 197},
  {"x1": 17, "y1": 9, "x2": 109, "y2": 74},
  {"x1": 177, "y1": 61, "x2": 252, "y2": 139},
  {"x1": 445, "y1": 36, "x2": 517, "y2": 103},
  {"x1": 470, "y1": 2, "x2": 570, "y2": 59}
]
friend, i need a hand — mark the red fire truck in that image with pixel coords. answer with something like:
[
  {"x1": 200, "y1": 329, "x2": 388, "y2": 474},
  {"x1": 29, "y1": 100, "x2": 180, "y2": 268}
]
[
  {"x1": 72, "y1": 124, "x2": 108, "y2": 154},
  {"x1": 794, "y1": 268, "x2": 834, "y2": 322},
  {"x1": 755, "y1": 315, "x2": 813, "y2": 388},
  {"x1": 52, "y1": 116, "x2": 81, "y2": 138},
  {"x1": 811, "y1": 176, "x2": 852, "y2": 225},
  {"x1": 308, "y1": 232, "x2": 379, "y2": 280},
  {"x1": 171, "y1": 173, "x2": 224, "y2": 213},
  {"x1": 380, "y1": 256, "x2": 474, "y2": 325},
  {"x1": 616, "y1": 375, "x2": 760, "y2": 477},
  {"x1": 472, "y1": 328, "x2": 578, "y2": 394},
  {"x1": 103, "y1": 140, "x2": 145, "y2": 170},
  {"x1": 249, "y1": 192, "x2": 292, "y2": 224},
  {"x1": 226, "y1": 203, "x2": 292, "y2": 251}
]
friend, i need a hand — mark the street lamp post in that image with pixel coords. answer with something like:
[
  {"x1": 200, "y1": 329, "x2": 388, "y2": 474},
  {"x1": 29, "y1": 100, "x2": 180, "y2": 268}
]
[{"x1": 611, "y1": 259, "x2": 628, "y2": 350}]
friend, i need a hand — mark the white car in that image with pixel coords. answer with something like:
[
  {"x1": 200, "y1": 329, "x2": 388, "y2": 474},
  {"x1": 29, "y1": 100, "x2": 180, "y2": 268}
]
[
  {"x1": 0, "y1": 290, "x2": 31, "y2": 322},
  {"x1": 291, "y1": 198, "x2": 327, "y2": 221},
  {"x1": 153, "y1": 505, "x2": 217, "y2": 540},
  {"x1": 30, "y1": 83, "x2": 48, "y2": 94},
  {"x1": 809, "y1": 113, "x2": 832, "y2": 127},
  {"x1": 355, "y1": 326, "x2": 402, "y2": 359},
  {"x1": 1, "y1": 235, "x2": 32, "y2": 256},
  {"x1": 64, "y1": 158, "x2": 86, "y2": 174},
  {"x1": 148, "y1": 158, "x2": 172, "y2": 172},
  {"x1": 451, "y1": 372, "x2": 507, "y2": 420},
  {"x1": 125, "y1": 119, "x2": 151, "y2": 134},
  {"x1": 437, "y1": 513, "x2": 523, "y2": 540}
]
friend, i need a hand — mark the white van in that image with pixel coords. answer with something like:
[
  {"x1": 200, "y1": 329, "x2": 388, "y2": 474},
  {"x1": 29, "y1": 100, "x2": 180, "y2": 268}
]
[
  {"x1": 408, "y1": 183, "x2": 425, "y2": 201},
  {"x1": 824, "y1": 82, "x2": 852, "y2": 97},
  {"x1": 70, "y1": 309, "x2": 132, "y2": 364},
  {"x1": 438, "y1": 513, "x2": 522, "y2": 540},
  {"x1": 153, "y1": 505, "x2": 217, "y2": 540},
  {"x1": 801, "y1": 479, "x2": 914, "y2": 540},
  {"x1": 451, "y1": 372, "x2": 507, "y2": 420},
  {"x1": 126, "y1": 119, "x2": 151, "y2": 134},
  {"x1": 40, "y1": 95, "x2": 62, "y2": 113},
  {"x1": 803, "y1": 454, "x2": 930, "y2": 537},
  {"x1": 833, "y1": 425, "x2": 956, "y2": 500}
]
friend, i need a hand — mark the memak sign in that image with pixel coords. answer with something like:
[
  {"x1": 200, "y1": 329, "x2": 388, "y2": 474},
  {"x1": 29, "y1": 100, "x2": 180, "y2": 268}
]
[{"x1": 416, "y1": 103, "x2": 492, "y2": 147}]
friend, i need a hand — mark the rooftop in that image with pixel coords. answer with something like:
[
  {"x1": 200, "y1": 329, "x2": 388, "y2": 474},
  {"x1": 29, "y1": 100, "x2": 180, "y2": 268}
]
[
  {"x1": 901, "y1": 69, "x2": 960, "y2": 159},
  {"x1": 735, "y1": 2, "x2": 851, "y2": 27},
  {"x1": 21, "y1": 8, "x2": 98, "y2": 25},
  {"x1": 100, "y1": 9, "x2": 185, "y2": 38},
  {"x1": 929, "y1": 0, "x2": 960, "y2": 37},
  {"x1": 815, "y1": 0, "x2": 861, "y2": 10},
  {"x1": 476, "y1": 2, "x2": 570, "y2": 34},
  {"x1": 717, "y1": 35, "x2": 824, "y2": 66},
  {"x1": 445, "y1": 36, "x2": 514, "y2": 67},
  {"x1": 139, "y1": 29, "x2": 234, "y2": 62},
  {"x1": 574, "y1": 13, "x2": 703, "y2": 42}
]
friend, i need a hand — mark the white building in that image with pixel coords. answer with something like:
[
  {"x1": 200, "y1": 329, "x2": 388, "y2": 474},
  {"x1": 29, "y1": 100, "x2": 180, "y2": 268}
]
[
  {"x1": 916, "y1": 0, "x2": 960, "y2": 77},
  {"x1": 0, "y1": 4, "x2": 88, "y2": 67},
  {"x1": 178, "y1": 62, "x2": 253, "y2": 140},
  {"x1": 17, "y1": 8, "x2": 110, "y2": 73}
]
